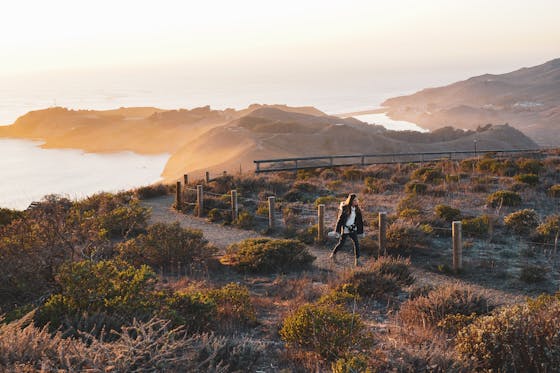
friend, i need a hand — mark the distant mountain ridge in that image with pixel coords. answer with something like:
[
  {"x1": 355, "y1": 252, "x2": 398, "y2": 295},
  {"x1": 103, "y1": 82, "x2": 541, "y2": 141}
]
[
  {"x1": 382, "y1": 58, "x2": 560, "y2": 145},
  {"x1": 0, "y1": 104, "x2": 538, "y2": 181}
]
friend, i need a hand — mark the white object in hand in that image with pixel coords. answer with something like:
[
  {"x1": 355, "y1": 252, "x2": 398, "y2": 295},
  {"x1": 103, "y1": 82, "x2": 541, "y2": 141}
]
[{"x1": 327, "y1": 231, "x2": 340, "y2": 238}]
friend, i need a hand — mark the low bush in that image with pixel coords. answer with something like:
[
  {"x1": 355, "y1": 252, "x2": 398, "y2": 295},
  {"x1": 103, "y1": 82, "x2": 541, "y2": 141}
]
[
  {"x1": 456, "y1": 295, "x2": 560, "y2": 372},
  {"x1": 342, "y1": 168, "x2": 364, "y2": 181},
  {"x1": 461, "y1": 214, "x2": 492, "y2": 237},
  {"x1": 405, "y1": 181, "x2": 428, "y2": 195},
  {"x1": 516, "y1": 157, "x2": 543, "y2": 174},
  {"x1": 519, "y1": 265, "x2": 547, "y2": 283},
  {"x1": 116, "y1": 222, "x2": 213, "y2": 271},
  {"x1": 235, "y1": 210, "x2": 255, "y2": 229},
  {"x1": 35, "y1": 259, "x2": 158, "y2": 333},
  {"x1": 514, "y1": 173, "x2": 539, "y2": 185},
  {"x1": 225, "y1": 238, "x2": 315, "y2": 273},
  {"x1": 434, "y1": 204, "x2": 461, "y2": 222},
  {"x1": 335, "y1": 257, "x2": 413, "y2": 299},
  {"x1": 503, "y1": 209, "x2": 539, "y2": 235},
  {"x1": 0, "y1": 207, "x2": 23, "y2": 227},
  {"x1": 332, "y1": 355, "x2": 372, "y2": 373},
  {"x1": 0, "y1": 315, "x2": 264, "y2": 372},
  {"x1": 208, "y1": 283, "x2": 257, "y2": 329},
  {"x1": 549, "y1": 184, "x2": 560, "y2": 198},
  {"x1": 386, "y1": 222, "x2": 428, "y2": 251},
  {"x1": 133, "y1": 183, "x2": 169, "y2": 199},
  {"x1": 486, "y1": 190, "x2": 522, "y2": 207},
  {"x1": 536, "y1": 214, "x2": 560, "y2": 243},
  {"x1": 398, "y1": 208, "x2": 421, "y2": 220},
  {"x1": 163, "y1": 291, "x2": 217, "y2": 333},
  {"x1": 399, "y1": 285, "x2": 491, "y2": 330},
  {"x1": 280, "y1": 303, "x2": 368, "y2": 361},
  {"x1": 314, "y1": 195, "x2": 337, "y2": 207},
  {"x1": 411, "y1": 167, "x2": 444, "y2": 184},
  {"x1": 396, "y1": 194, "x2": 422, "y2": 214}
]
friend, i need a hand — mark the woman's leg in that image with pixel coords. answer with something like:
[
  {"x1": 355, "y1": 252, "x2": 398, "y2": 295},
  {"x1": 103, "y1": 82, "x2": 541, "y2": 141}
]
[
  {"x1": 331, "y1": 234, "x2": 348, "y2": 256},
  {"x1": 349, "y1": 232, "x2": 360, "y2": 259}
]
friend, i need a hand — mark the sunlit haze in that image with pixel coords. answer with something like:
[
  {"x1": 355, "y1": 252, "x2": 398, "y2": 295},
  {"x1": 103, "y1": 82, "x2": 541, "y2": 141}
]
[{"x1": 1, "y1": 0, "x2": 559, "y2": 121}]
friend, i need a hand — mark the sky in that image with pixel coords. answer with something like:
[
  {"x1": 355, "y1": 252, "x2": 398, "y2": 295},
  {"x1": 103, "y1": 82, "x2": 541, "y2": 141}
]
[{"x1": 0, "y1": 0, "x2": 559, "y2": 117}]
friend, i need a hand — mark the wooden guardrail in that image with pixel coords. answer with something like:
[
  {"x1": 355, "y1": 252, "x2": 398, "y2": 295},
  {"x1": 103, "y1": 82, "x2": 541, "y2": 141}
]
[{"x1": 254, "y1": 148, "x2": 554, "y2": 173}]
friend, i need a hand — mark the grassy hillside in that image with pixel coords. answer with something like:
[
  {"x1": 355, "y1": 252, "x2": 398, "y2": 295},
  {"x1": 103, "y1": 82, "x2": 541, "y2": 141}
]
[
  {"x1": 382, "y1": 58, "x2": 560, "y2": 146},
  {"x1": 1, "y1": 150, "x2": 559, "y2": 371}
]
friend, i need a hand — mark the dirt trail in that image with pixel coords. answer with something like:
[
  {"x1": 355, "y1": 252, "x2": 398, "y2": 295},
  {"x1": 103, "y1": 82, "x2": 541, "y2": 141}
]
[
  {"x1": 141, "y1": 195, "x2": 356, "y2": 269},
  {"x1": 141, "y1": 195, "x2": 526, "y2": 304}
]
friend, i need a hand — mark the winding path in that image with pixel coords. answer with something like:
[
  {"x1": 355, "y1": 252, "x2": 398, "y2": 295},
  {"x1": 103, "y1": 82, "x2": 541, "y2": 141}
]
[
  {"x1": 140, "y1": 195, "x2": 352, "y2": 269},
  {"x1": 140, "y1": 195, "x2": 526, "y2": 304}
]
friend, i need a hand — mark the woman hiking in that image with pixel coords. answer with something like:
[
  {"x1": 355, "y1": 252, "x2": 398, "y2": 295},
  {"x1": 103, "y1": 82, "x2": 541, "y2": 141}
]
[{"x1": 329, "y1": 193, "x2": 364, "y2": 266}]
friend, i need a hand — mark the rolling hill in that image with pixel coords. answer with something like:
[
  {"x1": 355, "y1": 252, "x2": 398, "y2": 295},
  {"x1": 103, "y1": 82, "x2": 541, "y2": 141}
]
[
  {"x1": 381, "y1": 58, "x2": 560, "y2": 145},
  {"x1": 0, "y1": 104, "x2": 538, "y2": 182}
]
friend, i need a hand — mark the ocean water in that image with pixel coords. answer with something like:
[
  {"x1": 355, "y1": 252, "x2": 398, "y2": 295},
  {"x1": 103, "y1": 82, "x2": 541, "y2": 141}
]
[
  {"x1": 0, "y1": 70, "x2": 444, "y2": 210},
  {"x1": 0, "y1": 139, "x2": 168, "y2": 210},
  {"x1": 353, "y1": 113, "x2": 428, "y2": 132}
]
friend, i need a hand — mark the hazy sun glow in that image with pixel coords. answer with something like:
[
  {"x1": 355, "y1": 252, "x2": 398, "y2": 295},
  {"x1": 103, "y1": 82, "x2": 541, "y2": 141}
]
[{"x1": 2, "y1": 0, "x2": 559, "y2": 75}]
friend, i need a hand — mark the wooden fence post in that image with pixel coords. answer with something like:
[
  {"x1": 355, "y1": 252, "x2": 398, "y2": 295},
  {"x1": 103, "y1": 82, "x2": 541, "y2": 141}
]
[
  {"x1": 197, "y1": 185, "x2": 204, "y2": 217},
  {"x1": 183, "y1": 174, "x2": 188, "y2": 185},
  {"x1": 205, "y1": 171, "x2": 210, "y2": 183},
  {"x1": 175, "y1": 181, "x2": 182, "y2": 211},
  {"x1": 318, "y1": 204, "x2": 325, "y2": 242},
  {"x1": 453, "y1": 221, "x2": 463, "y2": 272},
  {"x1": 378, "y1": 212, "x2": 387, "y2": 258},
  {"x1": 268, "y1": 196, "x2": 276, "y2": 229},
  {"x1": 231, "y1": 189, "x2": 238, "y2": 222}
]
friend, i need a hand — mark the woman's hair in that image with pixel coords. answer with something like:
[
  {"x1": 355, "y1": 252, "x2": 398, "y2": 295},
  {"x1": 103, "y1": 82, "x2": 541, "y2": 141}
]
[{"x1": 343, "y1": 193, "x2": 357, "y2": 207}]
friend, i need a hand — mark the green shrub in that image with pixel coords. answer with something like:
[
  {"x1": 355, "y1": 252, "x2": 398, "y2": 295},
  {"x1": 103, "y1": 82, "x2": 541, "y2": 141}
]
[
  {"x1": 514, "y1": 173, "x2": 539, "y2": 185},
  {"x1": 296, "y1": 168, "x2": 321, "y2": 180},
  {"x1": 536, "y1": 215, "x2": 560, "y2": 243},
  {"x1": 342, "y1": 168, "x2": 363, "y2": 181},
  {"x1": 519, "y1": 265, "x2": 547, "y2": 283},
  {"x1": 399, "y1": 285, "x2": 491, "y2": 329},
  {"x1": 405, "y1": 181, "x2": 428, "y2": 195},
  {"x1": 335, "y1": 257, "x2": 413, "y2": 299},
  {"x1": 235, "y1": 210, "x2": 255, "y2": 229},
  {"x1": 504, "y1": 209, "x2": 539, "y2": 235},
  {"x1": 486, "y1": 190, "x2": 522, "y2": 207},
  {"x1": 332, "y1": 355, "x2": 372, "y2": 373},
  {"x1": 73, "y1": 193, "x2": 149, "y2": 238},
  {"x1": 434, "y1": 204, "x2": 461, "y2": 222},
  {"x1": 163, "y1": 291, "x2": 216, "y2": 332},
  {"x1": 549, "y1": 184, "x2": 560, "y2": 198},
  {"x1": 386, "y1": 222, "x2": 428, "y2": 251},
  {"x1": 314, "y1": 195, "x2": 337, "y2": 207},
  {"x1": 225, "y1": 238, "x2": 315, "y2": 273},
  {"x1": 134, "y1": 183, "x2": 169, "y2": 199},
  {"x1": 399, "y1": 208, "x2": 421, "y2": 220},
  {"x1": 35, "y1": 259, "x2": 158, "y2": 332},
  {"x1": 208, "y1": 283, "x2": 257, "y2": 328},
  {"x1": 516, "y1": 158, "x2": 543, "y2": 174},
  {"x1": 396, "y1": 195, "x2": 422, "y2": 214},
  {"x1": 0, "y1": 208, "x2": 23, "y2": 227},
  {"x1": 280, "y1": 303, "x2": 368, "y2": 361},
  {"x1": 461, "y1": 215, "x2": 491, "y2": 237},
  {"x1": 411, "y1": 167, "x2": 444, "y2": 183},
  {"x1": 370, "y1": 256, "x2": 415, "y2": 286},
  {"x1": 296, "y1": 225, "x2": 319, "y2": 244},
  {"x1": 477, "y1": 158, "x2": 518, "y2": 176},
  {"x1": 207, "y1": 208, "x2": 223, "y2": 222},
  {"x1": 116, "y1": 222, "x2": 213, "y2": 271},
  {"x1": 456, "y1": 295, "x2": 560, "y2": 372}
]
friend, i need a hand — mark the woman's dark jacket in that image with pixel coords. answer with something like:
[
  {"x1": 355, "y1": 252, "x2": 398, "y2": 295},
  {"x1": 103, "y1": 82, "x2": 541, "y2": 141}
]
[{"x1": 335, "y1": 205, "x2": 364, "y2": 234}]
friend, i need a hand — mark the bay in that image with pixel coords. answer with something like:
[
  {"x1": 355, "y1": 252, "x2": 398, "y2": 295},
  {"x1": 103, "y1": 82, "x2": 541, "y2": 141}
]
[{"x1": 0, "y1": 138, "x2": 168, "y2": 210}]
